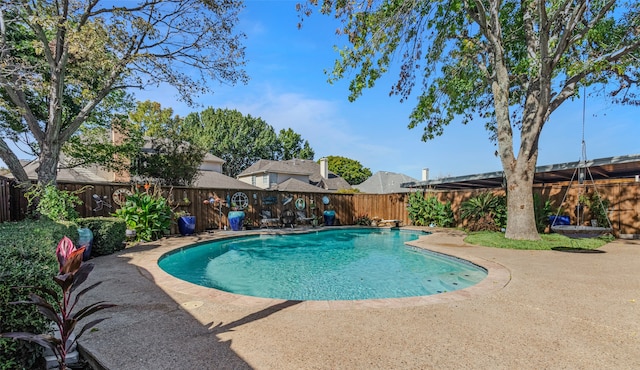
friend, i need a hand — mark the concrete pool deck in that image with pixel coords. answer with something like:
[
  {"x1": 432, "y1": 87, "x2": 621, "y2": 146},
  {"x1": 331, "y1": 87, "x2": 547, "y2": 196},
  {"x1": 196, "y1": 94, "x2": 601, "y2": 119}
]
[{"x1": 80, "y1": 228, "x2": 640, "y2": 369}]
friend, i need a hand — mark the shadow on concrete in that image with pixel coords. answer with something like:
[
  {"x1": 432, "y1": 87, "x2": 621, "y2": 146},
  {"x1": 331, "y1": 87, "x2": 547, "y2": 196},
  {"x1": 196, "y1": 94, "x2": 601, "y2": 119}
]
[
  {"x1": 80, "y1": 245, "x2": 265, "y2": 369},
  {"x1": 208, "y1": 300, "x2": 302, "y2": 335},
  {"x1": 551, "y1": 246, "x2": 606, "y2": 253}
]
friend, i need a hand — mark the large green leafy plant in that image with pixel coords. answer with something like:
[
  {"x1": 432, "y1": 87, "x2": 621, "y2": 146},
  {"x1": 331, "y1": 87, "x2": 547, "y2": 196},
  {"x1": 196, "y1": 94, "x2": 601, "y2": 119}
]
[
  {"x1": 406, "y1": 192, "x2": 454, "y2": 227},
  {"x1": 24, "y1": 185, "x2": 87, "y2": 221},
  {"x1": 461, "y1": 192, "x2": 507, "y2": 231},
  {"x1": 113, "y1": 185, "x2": 173, "y2": 241}
]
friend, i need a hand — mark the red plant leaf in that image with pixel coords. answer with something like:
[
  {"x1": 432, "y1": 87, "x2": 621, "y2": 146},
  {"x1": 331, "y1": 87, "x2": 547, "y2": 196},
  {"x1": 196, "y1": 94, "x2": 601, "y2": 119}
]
[
  {"x1": 0, "y1": 332, "x2": 61, "y2": 352},
  {"x1": 69, "y1": 263, "x2": 94, "y2": 294},
  {"x1": 59, "y1": 246, "x2": 86, "y2": 274},
  {"x1": 56, "y1": 236, "x2": 76, "y2": 271}
]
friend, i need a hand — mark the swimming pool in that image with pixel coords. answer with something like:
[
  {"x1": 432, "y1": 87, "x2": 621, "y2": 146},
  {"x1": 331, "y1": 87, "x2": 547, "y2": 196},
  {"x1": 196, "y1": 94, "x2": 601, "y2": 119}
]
[{"x1": 158, "y1": 228, "x2": 487, "y2": 301}]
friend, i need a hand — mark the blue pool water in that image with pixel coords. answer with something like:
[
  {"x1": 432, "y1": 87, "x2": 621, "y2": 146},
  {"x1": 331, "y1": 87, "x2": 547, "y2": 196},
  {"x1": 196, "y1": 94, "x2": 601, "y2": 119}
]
[{"x1": 158, "y1": 228, "x2": 487, "y2": 301}]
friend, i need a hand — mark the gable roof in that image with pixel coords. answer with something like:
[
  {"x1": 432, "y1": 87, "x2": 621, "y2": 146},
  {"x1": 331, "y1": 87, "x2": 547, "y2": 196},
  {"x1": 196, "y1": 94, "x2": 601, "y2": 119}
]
[
  {"x1": 270, "y1": 177, "x2": 328, "y2": 193},
  {"x1": 192, "y1": 170, "x2": 260, "y2": 190},
  {"x1": 354, "y1": 171, "x2": 419, "y2": 194},
  {"x1": 238, "y1": 159, "x2": 352, "y2": 192}
]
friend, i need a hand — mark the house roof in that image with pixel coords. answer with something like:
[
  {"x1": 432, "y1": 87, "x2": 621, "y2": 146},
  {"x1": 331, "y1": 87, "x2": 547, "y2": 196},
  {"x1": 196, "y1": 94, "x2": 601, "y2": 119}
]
[
  {"x1": 239, "y1": 159, "x2": 315, "y2": 177},
  {"x1": 238, "y1": 159, "x2": 352, "y2": 192},
  {"x1": 354, "y1": 171, "x2": 419, "y2": 194},
  {"x1": 270, "y1": 178, "x2": 329, "y2": 193},
  {"x1": 401, "y1": 153, "x2": 640, "y2": 190},
  {"x1": 15, "y1": 158, "x2": 112, "y2": 183},
  {"x1": 192, "y1": 170, "x2": 260, "y2": 190}
]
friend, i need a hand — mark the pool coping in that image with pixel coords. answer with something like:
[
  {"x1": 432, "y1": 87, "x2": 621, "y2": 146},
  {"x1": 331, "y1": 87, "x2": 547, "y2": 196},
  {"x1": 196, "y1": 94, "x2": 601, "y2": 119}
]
[{"x1": 131, "y1": 227, "x2": 511, "y2": 311}]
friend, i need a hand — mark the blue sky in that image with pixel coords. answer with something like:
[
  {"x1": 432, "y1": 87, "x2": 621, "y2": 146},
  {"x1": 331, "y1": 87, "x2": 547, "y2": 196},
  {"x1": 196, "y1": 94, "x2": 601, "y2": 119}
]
[
  {"x1": 7, "y1": 1, "x2": 638, "y2": 180},
  {"x1": 138, "y1": 0, "x2": 639, "y2": 180}
]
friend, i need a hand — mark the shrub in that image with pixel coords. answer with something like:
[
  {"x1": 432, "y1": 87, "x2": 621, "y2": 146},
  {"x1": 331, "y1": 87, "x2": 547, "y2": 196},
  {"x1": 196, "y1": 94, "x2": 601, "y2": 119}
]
[
  {"x1": 23, "y1": 184, "x2": 88, "y2": 221},
  {"x1": 460, "y1": 192, "x2": 507, "y2": 231},
  {"x1": 0, "y1": 220, "x2": 77, "y2": 369},
  {"x1": 406, "y1": 192, "x2": 455, "y2": 227},
  {"x1": 76, "y1": 217, "x2": 126, "y2": 256},
  {"x1": 354, "y1": 214, "x2": 372, "y2": 226},
  {"x1": 113, "y1": 185, "x2": 173, "y2": 242}
]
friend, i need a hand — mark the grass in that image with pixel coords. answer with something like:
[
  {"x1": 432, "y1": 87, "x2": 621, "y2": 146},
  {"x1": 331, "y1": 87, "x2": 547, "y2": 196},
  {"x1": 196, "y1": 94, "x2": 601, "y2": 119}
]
[{"x1": 464, "y1": 231, "x2": 615, "y2": 250}]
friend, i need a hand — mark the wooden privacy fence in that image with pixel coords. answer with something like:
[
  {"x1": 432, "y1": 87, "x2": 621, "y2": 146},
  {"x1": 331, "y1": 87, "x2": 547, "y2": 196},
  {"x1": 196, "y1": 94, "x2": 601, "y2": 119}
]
[{"x1": 1, "y1": 178, "x2": 638, "y2": 237}]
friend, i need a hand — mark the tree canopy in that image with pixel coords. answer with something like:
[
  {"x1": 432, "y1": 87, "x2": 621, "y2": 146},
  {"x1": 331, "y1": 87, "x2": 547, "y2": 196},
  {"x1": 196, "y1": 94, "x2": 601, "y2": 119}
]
[
  {"x1": 128, "y1": 101, "x2": 207, "y2": 186},
  {"x1": 326, "y1": 155, "x2": 372, "y2": 185},
  {"x1": 184, "y1": 108, "x2": 280, "y2": 177},
  {"x1": 277, "y1": 128, "x2": 315, "y2": 160},
  {"x1": 301, "y1": 0, "x2": 640, "y2": 239},
  {"x1": 0, "y1": 0, "x2": 247, "y2": 185},
  {"x1": 183, "y1": 108, "x2": 316, "y2": 177}
]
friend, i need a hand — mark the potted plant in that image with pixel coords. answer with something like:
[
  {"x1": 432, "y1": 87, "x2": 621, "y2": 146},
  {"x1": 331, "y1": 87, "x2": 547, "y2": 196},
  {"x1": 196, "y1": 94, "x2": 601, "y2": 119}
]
[{"x1": 175, "y1": 210, "x2": 196, "y2": 236}]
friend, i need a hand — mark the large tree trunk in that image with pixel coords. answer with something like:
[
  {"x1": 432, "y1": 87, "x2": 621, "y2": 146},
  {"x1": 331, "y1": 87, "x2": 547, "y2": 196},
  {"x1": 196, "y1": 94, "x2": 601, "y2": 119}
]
[
  {"x1": 504, "y1": 158, "x2": 540, "y2": 240},
  {"x1": 36, "y1": 143, "x2": 61, "y2": 185},
  {"x1": 0, "y1": 139, "x2": 29, "y2": 182}
]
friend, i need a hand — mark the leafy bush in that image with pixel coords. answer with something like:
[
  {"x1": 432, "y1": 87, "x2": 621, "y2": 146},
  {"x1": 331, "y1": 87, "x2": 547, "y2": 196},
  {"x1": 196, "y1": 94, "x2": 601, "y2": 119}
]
[
  {"x1": 113, "y1": 186, "x2": 173, "y2": 241},
  {"x1": 354, "y1": 214, "x2": 372, "y2": 226},
  {"x1": 76, "y1": 217, "x2": 127, "y2": 256},
  {"x1": 584, "y1": 192, "x2": 611, "y2": 228},
  {"x1": 460, "y1": 192, "x2": 507, "y2": 231},
  {"x1": 0, "y1": 220, "x2": 77, "y2": 369},
  {"x1": 406, "y1": 192, "x2": 455, "y2": 227},
  {"x1": 23, "y1": 184, "x2": 87, "y2": 221},
  {"x1": 533, "y1": 193, "x2": 554, "y2": 232}
]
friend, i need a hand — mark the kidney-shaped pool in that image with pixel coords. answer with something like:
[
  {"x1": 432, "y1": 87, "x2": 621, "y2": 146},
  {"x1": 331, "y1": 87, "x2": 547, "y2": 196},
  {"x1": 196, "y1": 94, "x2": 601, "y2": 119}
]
[{"x1": 158, "y1": 228, "x2": 487, "y2": 301}]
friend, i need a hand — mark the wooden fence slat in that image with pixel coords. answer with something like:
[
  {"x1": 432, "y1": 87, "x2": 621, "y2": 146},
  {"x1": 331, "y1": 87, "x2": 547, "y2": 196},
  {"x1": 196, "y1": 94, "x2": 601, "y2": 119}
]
[{"x1": 0, "y1": 179, "x2": 638, "y2": 237}]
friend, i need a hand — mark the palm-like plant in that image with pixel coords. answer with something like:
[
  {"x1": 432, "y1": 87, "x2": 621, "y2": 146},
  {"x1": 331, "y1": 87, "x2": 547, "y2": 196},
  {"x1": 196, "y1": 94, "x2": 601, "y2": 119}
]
[{"x1": 1, "y1": 237, "x2": 116, "y2": 370}]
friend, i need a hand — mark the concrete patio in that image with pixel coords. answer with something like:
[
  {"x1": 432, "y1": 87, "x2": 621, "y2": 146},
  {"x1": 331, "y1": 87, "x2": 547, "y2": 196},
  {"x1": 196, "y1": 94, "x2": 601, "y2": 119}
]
[{"x1": 79, "y1": 228, "x2": 640, "y2": 369}]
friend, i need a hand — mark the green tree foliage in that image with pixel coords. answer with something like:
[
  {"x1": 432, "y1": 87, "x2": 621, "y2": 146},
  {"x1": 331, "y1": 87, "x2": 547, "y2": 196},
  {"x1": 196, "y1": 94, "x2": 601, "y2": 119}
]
[
  {"x1": 277, "y1": 128, "x2": 315, "y2": 160},
  {"x1": 326, "y1": 155, "x2": 372, "y2": 185},
  {"x1": 0, "y1": 1, "x2": 247, "y2": 185},
  {"x1": 128, "y1": 101, "x2": 207, "y2": 186},
  {"x1": 302, "y1": 1, "x2": 640, "y2": 240},
  {"x1": 184, "y1": 108, "x2": 280, "y2": 177}
]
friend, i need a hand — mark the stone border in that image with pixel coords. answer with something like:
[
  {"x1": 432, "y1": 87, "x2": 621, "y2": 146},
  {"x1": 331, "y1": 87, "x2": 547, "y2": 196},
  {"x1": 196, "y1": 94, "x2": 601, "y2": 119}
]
[{"x1": 126, "y1": 228, "x2": 511, "y2": 311}]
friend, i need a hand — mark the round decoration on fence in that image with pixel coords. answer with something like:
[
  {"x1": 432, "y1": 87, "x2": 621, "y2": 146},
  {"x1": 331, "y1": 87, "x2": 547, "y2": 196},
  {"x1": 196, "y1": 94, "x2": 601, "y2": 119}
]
[
  {"x1": 231, "y1": 192, "x2": 249, "y2": 210},
  {"x1": 322, "y1": 195, "x2": 330, "y2": 205},
  {"x1": 295, "y1": 198, "x2": 306, "y2": 210},
  {"x1": 112, "y1": 188, "x2": 133, "y2": 206}
]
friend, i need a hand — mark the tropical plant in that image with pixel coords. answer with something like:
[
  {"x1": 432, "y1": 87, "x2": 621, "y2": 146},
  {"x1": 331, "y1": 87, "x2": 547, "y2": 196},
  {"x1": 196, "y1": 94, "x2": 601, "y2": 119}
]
[
  {"x1": 0, "y1": 237, "x2": 116, "y2": 370},
  {"x1": 354, "y1": 214, "x2": 372, "y2": 226},
  {"x1": 23, "y1": 185, "x2": 88, "y2": 221},
  {"x1": 533, "y1": 193, "x2": 554, "y2": 233},
  {"x1": 406, "y1": 192, "x2": 454, "y2": 227},
  {"x1": 301, "y1": 1, "x2": 640, "y2": 240},
  {"x1": 585, "y1": 192, "x2": 611, "y2": 228},
  {"x1": 112, "y1": 185, "x2": 173, "y2": 242},
  {"x1": 460, "y1": 192, "x2": 507, "y2": 231}
]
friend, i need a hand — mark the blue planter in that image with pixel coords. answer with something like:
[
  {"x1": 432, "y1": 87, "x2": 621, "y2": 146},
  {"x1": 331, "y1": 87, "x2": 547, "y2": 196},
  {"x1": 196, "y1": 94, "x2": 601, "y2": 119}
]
[
  {"x1": 228, "y1": 211, "x2": 245, "y2": 231},
  {"x1": 548, "y1": 215, "x2": 570, "y2": 226},
  {"x1": 77, "y1": 227, "x2": 93, "y2": 261},
  {"x1": 178, "y1": 216, "x2": 196, "y2": 236},
  {"x1": 323, "y1": 210, "x2": 336, "y2": 226}
]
